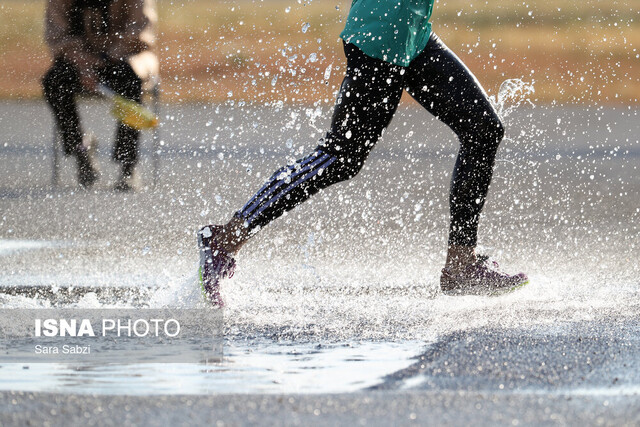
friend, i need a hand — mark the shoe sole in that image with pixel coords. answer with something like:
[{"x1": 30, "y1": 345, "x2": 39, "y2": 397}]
[
  {"x1": 442, "y1": 278, "x2": 530, "y2": 297},
  {"x1": 198, "y1": 265, "x2": 206, "y2": 300},
  {"x1": 488, "y1": 278, "x2": 530, "y2": 296}
]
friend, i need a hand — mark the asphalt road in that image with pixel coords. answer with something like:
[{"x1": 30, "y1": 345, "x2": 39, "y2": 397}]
[{"x1": 0, "y1": 101, "x2": 638, "y2": 424}]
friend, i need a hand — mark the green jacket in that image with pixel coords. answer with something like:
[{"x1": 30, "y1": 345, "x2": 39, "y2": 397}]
[{"x1": 340, "y1": 0, "x2": 434, "y2": 66}]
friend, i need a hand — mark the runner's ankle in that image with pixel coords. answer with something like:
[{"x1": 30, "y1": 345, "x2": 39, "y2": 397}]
[
  {"x1": 445, "y1": 245, "x2": 477, "y2": 272},
  {"x1": 219, "y1": 218, "x2": 250, "y2": 254}
]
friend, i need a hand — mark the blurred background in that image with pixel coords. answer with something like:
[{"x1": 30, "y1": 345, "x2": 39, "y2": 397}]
[{"x1": 1, "y1": 0, "x2": 638, "y2": 105}]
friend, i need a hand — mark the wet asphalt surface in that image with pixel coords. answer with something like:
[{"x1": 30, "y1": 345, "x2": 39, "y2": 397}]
[{"x1": 0, "y1": 100, "x2": 639, "y2": 425}]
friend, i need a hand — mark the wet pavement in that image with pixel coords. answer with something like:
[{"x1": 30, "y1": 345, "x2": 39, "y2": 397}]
[{"x1": 0, "y1": 100, "x2": 639, "y2": 423}]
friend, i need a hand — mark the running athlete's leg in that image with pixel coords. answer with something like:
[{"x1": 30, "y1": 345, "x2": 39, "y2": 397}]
[
  {"x1": 404, "y1": 33, "x2": 504, "y2": 265},
  {"x1": 217, "y1": 44, "x2": 405, "y2": 254}
]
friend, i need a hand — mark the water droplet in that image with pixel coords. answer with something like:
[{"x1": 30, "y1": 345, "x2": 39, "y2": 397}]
[{"x1": 323, "y1": 64, "x2": 332, "y2": 80}]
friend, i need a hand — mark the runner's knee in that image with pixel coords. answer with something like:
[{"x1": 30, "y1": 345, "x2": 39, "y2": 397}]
[
  {"x1": 484, "y1": 114, "x2": 505, "y2": 147},
  {"x1": 315, "y1": 137, "x2": 370, "y2": 185},
  {"x1": 326, "y1": 154, "x2": 366, "y2": 184},
  {"x1": 459, "y1": 112, "x2": 504, "y2": 157}
]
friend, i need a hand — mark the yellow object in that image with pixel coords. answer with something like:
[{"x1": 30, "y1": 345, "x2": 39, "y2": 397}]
[{"x1": 112, "y1": 95, "x2": 159, "y2": 130}]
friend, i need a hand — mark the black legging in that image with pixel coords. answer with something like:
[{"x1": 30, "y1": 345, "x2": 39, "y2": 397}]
[
  {"x1": 42, "y1": 58, "x2": 143, "y2": 167},
  {"x1": 236, "y1": 33, "x2": 504, "y2": 247}
]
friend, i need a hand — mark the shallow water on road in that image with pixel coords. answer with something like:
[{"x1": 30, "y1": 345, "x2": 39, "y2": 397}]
[
  {"x1": 0, "y1": 340, "x2": 423, "y2": 395},
  {"x1": 0, "y1": 102, "x2": 638, "y2": 395}
]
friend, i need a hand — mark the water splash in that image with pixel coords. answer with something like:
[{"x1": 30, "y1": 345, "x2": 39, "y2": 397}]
[
  {"x1": 323, "y1": 64, "x2": 332, "y2": 81},
  {"x1": 147, "y1": 267, "x2": 205, "y2": 308},
  {"x1": 492, "y1": 79, "x2": 535, "y2": 119},
  {"x1": 490, "y1": 78, "x2": 543, "y2": 158}
]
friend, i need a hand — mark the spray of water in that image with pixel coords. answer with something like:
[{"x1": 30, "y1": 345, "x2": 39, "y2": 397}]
[
  {"x1": 1, "y1": 79, "x2": 637, "y2": 348},
  {"x1": 147, "y1": 267, "x2": 204, "y2": 309},
  {"x1": 492, "y1": 78, "x2": 535, "y2": 119}
]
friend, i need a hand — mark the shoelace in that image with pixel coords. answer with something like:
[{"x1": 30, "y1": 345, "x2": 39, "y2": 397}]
[
  {"x1": 476, "y1": 254, "x2": 500, "y2": 269},
  {"x1": 469, "y1": 257, "x2": 523, "y2": 284}
]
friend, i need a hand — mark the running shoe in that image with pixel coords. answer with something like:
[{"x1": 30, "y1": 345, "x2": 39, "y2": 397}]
[
  {"x1": 440, "y1": 255, "x2": 528, "y2": 296},
  {"x1": 197, "y1": 225, "x2": 236, "y2": 307}
]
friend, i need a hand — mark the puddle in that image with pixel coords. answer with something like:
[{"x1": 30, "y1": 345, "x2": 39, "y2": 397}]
[
  {"x1": 0, "y1": 239, "x2": 65, "y2": 256},
  {"x1": 0, "y1": 339, "x2": 423, "y2": 395}
]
